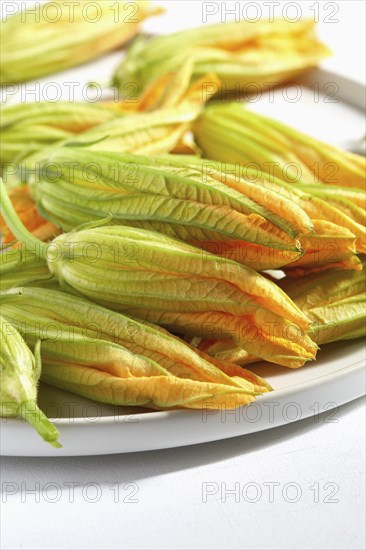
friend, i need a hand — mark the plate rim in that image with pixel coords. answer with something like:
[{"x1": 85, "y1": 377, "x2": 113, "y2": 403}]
[{"x1": 3, "y1": 347, "x2": 364, "y2": 428}]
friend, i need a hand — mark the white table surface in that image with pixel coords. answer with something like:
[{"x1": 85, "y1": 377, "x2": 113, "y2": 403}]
[
  {"x1": 0, "y1": 2, "x2": 365, "y2": 549},
  {"x1": 1, "y1": 397, "x2": 365, "y2": 550}
]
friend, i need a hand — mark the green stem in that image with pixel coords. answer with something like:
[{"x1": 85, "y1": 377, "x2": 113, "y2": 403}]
[
  {"x1": 0, "y1": 178, "x2": 48, "y2": 258},
  {"x1": 19, "y1": 401, "x2": 61, "y2": 448}
]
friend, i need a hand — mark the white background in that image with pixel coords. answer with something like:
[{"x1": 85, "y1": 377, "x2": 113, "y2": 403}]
[{"x1": 1, "y1": 1, "x2": 365, "y2": 549}]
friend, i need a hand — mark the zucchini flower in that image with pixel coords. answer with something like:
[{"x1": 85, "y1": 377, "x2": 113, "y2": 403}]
[
  {"x1": 0, "y1": 179, "x2": 317, "y2": 368},
  {"x1": 113, "y1": 19, "x2": 330, "y2": 96},
  {"x1": 177, "y1": 155, "x2": 364, "y2": 273},
  {"x1": 167, "y1": 156, "x2": 366, "y2": 276},
  {"x1": 66, "y1": 64, "x2": 220, "y2": 157},
  {"x1": 0, "y1": 316, "x2": 61, "y2": 446},
  {"x1": 284, "y1": 220, "x2": 361, "y2": 276},
  {"x1": 193, "y1": 102, "x2": 366, "y2": 189},
  {"x1": 0, "y1": 102, "x2": 117, "y2": 165},
  {"x1": 0, "y1": 288, "x2": 270, "y2": 410},
  {"x1": 243, "y1": 171, "x2": 365, "y2": 272},
  {"x1": 192, "y1": 266, "x2": 365, "y2": 366},
  {"x1": 0, "y1": 247, "x2": 56, "y2": 291},
  {"x1": 280, "y1": 266, "x2": 366, "y2": 345},
  {"x1": 1, "y1": 62, "x2": 218, "y2": 174},
  {"x1": 190, "y1": 337, "x2": 258, "y2": 368},
  {"x1": 1, "y1": 1, "x2": 162, "y2": 83},
  {"x1": 29, "y1": 147, "x2": 314, "y2": 272},
  {"x1": 297, "y1": 184, "x2": 366, "y2": 227},
  {"x1": 0, "y1": 185, "x2": 60, "y2": 245}
]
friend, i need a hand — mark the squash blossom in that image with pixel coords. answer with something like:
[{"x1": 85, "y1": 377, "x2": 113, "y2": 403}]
[
  {"x1": 174, "y1": 155, "x2": 365, "y2": 272},
  {"x1": 113, "y1": 19, "x2": 330, "y2": 96},
  {"x1": 0, "y1": 247, "x2": 57, "y2": 291},
  {"x1": 280, "y1": 266, "x2": 366, "y2": 345},
  {"x1": 1, "y1": 62, "x2": 218, "y2": 175},
  {"x1": 296, "y1": 184, "x2": 366, "y2": 228},
  {"x1": 0, "y1": 288, "x2": 270, "y2": 410},
  {"x1": 29, "y1": 147, "x2": 315, "y2": 272},
  {"x1": 193, "y1": 102, "x2": 366, "y2": 190},
  {"x1": 0, "y1": 179, "x2": 317, "y2": 368},
  {"x1": 243, "y1": 174, "x2": 364, "y2": 274},
  {"x1": 190, "y1": 337, "x2": 258, "y2": 368},
  {"x1": 0, "y1": 186, "x2": 60, "y2": 245},
  {"x1": 0, "y1": 315, "x2": 61, "y2": 447},
  {"x1": 0, "y1": 1, "x2": 162, "y2": 83},
  {"x1": 176, "y1": 155, "x2": 364, "y2": 274},
  {"x1": 192, "y1": 267, "x2": 366, "y2": 366},
  {"x1": 75, "y1": 70, "x2": 220, "y2": 157},
  {"x1": 0, "y1": 102, "x2": 118, "y2": 165},
  {"x1": 284, "y1": 221, "x2": 361, "y2": 277}
]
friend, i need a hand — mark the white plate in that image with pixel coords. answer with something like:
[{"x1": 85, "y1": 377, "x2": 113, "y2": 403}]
[
  {"x1": 0, "y1": 69, "x2": 365, "y2": 456},
  {"x1": 0, "y1": 339, "x2": 365, "y2": 456}
]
